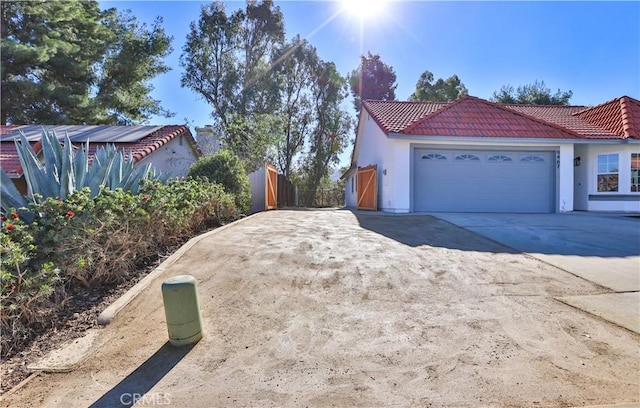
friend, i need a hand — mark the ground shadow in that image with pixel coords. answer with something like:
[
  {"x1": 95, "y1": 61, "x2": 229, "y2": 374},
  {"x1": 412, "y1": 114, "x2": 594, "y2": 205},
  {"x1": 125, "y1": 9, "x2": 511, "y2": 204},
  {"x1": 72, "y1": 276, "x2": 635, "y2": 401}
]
[
  {"x1": 89, "y1": 341, "x2": 195, "y2": 408},
  {"x1": 353, "y1": 210, "x2": 640, "y2": 258},
  {"x1": 353, "y1": 212, "x2": 519, "y2": 253}
]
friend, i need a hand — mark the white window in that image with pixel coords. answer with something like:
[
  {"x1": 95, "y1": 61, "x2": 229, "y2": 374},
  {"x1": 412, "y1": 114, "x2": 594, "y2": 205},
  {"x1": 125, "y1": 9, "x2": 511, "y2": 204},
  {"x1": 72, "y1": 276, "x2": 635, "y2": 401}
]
[
  {"x1": 597, "y1": 153, "x2": 619, "y2": 192},
  {"x1": 488, "y1": 154, "x2": 513, "y2": 162},
  {"x1": 422, "y1": 153, "x2": 447, "y2": 160},
  {"x1": 521, "y1": 155, "x2": 545, "y2": 163},
  {"x1": 632, "y1": 153, "x2": 640, "y2": 192},
  {"x1": 454, "y1": 154, "x2": 480, "y2": 161}
]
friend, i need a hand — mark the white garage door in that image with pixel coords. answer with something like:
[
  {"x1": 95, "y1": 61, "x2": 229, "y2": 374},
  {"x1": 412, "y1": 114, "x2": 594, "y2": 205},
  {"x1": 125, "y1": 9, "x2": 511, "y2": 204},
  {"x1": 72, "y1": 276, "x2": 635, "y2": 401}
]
[{"x1": 414, "y1": 149, "x2": 555, "y2": 213}]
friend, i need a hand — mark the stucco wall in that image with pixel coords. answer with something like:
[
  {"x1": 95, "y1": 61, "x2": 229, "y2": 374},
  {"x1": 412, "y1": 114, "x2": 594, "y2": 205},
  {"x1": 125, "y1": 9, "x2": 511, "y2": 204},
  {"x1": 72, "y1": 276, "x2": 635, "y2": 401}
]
[
  {"x1": 573, "y1": 145, "x2": 589, "y2": 211},
  {"x1": 137, "y1": 135, "x2": 200, "y2": 178},
  {"x1": 345, "y1": 171, "x2": 357, "y2": 208},
  {"x1": 557, "y1": 144, "x2": 575, "y2": 212},
  {"x1": 579, "y1": 144, "x2": 640, "y2": 212},
  {"x1": 349, "y1": 112, "x2": 391, "y2": 210}
]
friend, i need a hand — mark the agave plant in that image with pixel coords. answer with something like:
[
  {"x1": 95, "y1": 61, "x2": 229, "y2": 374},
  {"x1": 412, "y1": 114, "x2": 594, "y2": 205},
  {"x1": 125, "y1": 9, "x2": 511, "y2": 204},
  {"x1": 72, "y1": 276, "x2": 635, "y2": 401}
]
[{"x1": 0, "y1": 128, "x2": 169, "y2": 214}]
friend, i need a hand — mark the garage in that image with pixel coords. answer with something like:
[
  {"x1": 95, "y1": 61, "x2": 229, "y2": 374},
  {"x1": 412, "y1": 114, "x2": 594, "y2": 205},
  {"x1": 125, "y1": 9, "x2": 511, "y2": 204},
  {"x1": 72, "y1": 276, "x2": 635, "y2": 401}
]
[{"x1": 413, "y1": 148, "x2": 555, "y2": 213}]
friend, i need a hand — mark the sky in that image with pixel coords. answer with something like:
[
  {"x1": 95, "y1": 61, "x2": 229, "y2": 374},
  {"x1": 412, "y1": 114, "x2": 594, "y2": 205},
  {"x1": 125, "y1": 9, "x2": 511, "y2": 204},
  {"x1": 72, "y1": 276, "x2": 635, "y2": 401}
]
[{"x1": 100, "y1": 0, "x2": 640, "y2": 166}]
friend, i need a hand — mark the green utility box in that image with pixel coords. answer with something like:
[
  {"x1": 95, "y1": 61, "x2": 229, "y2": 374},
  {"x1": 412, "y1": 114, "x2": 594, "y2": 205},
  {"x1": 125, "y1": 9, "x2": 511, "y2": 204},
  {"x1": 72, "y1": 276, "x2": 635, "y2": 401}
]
[{"x1": 161, "y1": 275, "x2": 203, "y2": 346}]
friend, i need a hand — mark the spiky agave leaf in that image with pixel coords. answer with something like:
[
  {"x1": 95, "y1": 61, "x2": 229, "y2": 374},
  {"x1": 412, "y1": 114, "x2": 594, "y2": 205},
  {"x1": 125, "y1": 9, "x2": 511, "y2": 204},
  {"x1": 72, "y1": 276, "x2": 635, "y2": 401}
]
[
  {"x1": 14, "y1": 131, "x2": 55, "y2": 201},
  {"x1": 74, "y1": 140, "x2": 89, "y2": 190},
  {"x1": 58, "y1": 133, "x2": 75, "y2": 200},
  {"x1": 123, "y1": 162, "x2": 153, "y2": 194},
  {"x1": 0, "y1": 169, "x2": 27, "y2": 213},
  {"x1": 40, "y1": 129, "x2": 62, "y2": 187}
]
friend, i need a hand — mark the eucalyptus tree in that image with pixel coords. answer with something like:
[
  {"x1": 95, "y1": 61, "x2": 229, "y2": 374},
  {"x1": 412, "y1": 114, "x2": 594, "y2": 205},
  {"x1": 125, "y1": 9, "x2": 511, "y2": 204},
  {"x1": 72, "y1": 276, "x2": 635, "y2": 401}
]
[
  {"x1": 180, "y1": 0, "x2": 285, "y2": 169},
  {"x1": 298, "y1": 61, "x2": 352, "y2": 204},
  {"x1": 271, "y1": 36, "x2": 319, "y2": 178},
  {"x1": 409, "y1": 70, "x2": 468, "y2": 102}
]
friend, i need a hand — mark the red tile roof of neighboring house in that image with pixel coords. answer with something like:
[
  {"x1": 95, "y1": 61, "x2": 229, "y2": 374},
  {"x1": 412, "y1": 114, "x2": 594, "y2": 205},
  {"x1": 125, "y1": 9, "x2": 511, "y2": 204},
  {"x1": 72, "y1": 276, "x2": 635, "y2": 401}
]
[
  {"x1": 361, "y1": 95, "x2": 640, "y2": 140},
  {"x1": 111, "y1": 125, "x2": 193, "y2": 162},
  {"x1": 0, "y1": 125, "x2": 196, "y2": 176},
  {"x1": 0, "y1": 125, "x2": 22, "y2": 135},
  {"x1": 0, "y1": 142, "x2": 32, "y2": 176}
]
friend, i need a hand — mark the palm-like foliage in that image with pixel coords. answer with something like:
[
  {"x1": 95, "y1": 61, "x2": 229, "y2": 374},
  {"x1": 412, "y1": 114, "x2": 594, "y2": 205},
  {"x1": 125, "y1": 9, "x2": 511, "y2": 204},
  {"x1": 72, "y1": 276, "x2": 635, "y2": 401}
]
[{"x1": 0, "y1": 128, "x2": 168, "y2": 214}]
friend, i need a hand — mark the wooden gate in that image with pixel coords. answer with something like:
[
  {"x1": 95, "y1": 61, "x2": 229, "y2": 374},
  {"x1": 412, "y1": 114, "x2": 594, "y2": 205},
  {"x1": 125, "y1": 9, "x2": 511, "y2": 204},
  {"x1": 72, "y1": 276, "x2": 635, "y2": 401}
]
[
  {"x1": 266, "y1": 164, "x2": 278, "y2": 210},
  {"x1": 277, "y1": 174, "x2": 296, "y2": 208},
  {"x1": 357, "y1": 164, "x2": 377, "y2": 211}
]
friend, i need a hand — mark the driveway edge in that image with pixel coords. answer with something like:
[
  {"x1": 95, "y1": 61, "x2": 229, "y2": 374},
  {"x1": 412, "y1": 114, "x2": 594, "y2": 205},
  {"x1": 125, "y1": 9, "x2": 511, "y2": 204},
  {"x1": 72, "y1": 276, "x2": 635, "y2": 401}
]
[{"x1": 97, "y1": 212, "x2": 265, "y2": 326}]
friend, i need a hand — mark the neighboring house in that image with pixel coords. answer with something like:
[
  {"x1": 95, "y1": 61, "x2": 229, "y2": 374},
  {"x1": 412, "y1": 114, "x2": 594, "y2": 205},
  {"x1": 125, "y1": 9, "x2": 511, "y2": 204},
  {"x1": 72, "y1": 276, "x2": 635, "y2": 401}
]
[
  {"x1": 344, "y1": 95, "x2": 640, "y2": 213},
  {"x1": 194, "y1": 125, "x2": 223, "y2": 156},
  {"x1": 1, "y1": 125, "x2": 201, "y2": 194}
]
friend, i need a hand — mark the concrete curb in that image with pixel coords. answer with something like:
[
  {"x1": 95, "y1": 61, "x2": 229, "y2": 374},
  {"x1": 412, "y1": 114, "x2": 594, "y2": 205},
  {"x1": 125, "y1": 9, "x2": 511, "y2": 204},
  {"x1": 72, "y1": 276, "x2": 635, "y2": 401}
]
[
  {"x1": 0, "y1": 373, "x2": 39, "y2": 401},
  {"x1": 97, "y1": 212, "x2": 265, "y2": 326}
]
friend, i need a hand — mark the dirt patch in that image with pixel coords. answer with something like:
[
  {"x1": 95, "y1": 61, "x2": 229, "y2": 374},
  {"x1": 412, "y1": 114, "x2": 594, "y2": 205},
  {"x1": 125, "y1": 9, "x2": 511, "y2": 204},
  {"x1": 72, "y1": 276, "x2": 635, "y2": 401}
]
[
  {"x1": 0, "y1": 278, "x2": 141, "y2": 395},
  {"x1": 0, "y1": 237, "x2": 205, "y2": 395},
  {"x1": 2, "y1": 210, "x2": 638, "y2": 407}
]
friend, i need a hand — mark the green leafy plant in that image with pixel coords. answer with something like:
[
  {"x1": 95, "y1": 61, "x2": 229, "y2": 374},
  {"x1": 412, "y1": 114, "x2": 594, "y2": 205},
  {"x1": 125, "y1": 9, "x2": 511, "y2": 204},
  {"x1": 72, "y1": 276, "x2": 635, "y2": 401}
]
[
  {"x1": 188, "y1": 150, "x2": 251, "y2": 213},
  {"x1": 1, "y1": 217, "x2": 64, "y2": 356}
]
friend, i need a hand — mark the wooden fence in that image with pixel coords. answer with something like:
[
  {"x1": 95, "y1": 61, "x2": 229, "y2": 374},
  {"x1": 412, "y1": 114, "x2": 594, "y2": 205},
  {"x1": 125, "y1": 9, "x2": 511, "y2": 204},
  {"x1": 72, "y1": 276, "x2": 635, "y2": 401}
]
[{"x1": 277, "y1": 174, "x2": 297, "y2": 208}]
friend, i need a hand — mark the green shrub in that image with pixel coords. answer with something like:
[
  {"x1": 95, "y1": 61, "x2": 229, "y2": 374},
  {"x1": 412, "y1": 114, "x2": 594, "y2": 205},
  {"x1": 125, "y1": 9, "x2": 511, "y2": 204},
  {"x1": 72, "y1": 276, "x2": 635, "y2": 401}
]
[
  {"x1": 1, "y1": 216, "x2": 64, "y2": 356},
  {"x1": 139, "y1": 178, "x2": 238, "y2": 249},
  {"x1": 188, "y1": 150, "x2": 251, "y2": 213},
  {"x1": 0, "y1": 178, "x2": 239, "y2": 359}
]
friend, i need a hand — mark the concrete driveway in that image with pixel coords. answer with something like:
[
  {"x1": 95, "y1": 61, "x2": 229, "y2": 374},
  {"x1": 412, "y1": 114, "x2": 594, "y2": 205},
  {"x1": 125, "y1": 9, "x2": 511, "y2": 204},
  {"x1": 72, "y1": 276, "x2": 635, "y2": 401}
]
[
  {"x1": 2, "y1": 210, "x2": 638, "y2": 407},
  {"x1": 434, "y1": 212, "x2": 640, "y2": 334},
  {"x1": 433, "y1": 212, "x2": 640, "y2": 292}
]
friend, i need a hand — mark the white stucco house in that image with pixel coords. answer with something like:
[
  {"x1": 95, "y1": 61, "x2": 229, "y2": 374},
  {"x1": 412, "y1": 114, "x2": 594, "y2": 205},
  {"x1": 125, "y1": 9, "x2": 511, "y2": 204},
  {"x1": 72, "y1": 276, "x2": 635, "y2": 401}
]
[
  {"x1": 343, "y1": 95, "x2": 640, "y2": 213},
  {"x1": 1, "y1": 125, "x2": 201, "y2": 194}
]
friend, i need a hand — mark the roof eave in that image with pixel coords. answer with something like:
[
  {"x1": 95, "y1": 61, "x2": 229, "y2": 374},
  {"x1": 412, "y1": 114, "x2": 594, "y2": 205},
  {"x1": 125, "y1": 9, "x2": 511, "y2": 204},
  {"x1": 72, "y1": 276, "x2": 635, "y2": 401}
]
[
  {"x1": 387, "y1": 133, "x2": 627, "y2": 144},
  {"x1": 340, "y1": 164, "x2": 357, "y2": 180}
]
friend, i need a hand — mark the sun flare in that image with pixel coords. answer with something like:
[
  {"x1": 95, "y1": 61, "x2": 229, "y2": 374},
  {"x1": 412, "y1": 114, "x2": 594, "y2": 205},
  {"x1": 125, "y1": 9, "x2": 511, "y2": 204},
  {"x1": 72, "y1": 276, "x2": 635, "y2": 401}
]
[{"x1": 340, "y1": 0, "x2": 387, "y2": 20}]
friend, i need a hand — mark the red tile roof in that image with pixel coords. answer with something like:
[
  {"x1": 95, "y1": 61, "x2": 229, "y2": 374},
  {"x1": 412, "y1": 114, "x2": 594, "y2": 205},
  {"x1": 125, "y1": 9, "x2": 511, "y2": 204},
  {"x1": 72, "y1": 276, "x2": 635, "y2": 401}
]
[
  {"x1": 362, "y1": 100, "x2": 447, "y2": 133},
  {"x1": 0, "y1": 142, "x2": 34, "y2": 175},
  {"x1": 0, "y1": 125, "x2": 196, "y2": 176},
  {"x1": 403, "y1": 96, "x2": 583, "y2": 139},
  {"x1": 361, "y1": 95, "x2": 640, "y2": 140},
  {"x1": 500, "y1": 104, "x2": 619, "y2": 139},
  {"x1": 0, "y1": 125, "x2": 22, "y2": 135},
  {"x1": 111, "y1": 125, "x2": 193, "y2": 162},
  {"x1": 573, "y1": 96, "x2": 640, "y2": 139}
]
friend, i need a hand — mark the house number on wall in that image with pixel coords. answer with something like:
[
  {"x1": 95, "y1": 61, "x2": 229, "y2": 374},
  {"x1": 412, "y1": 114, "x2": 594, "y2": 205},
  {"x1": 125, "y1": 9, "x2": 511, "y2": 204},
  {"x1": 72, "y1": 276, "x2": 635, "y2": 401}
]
[{"x1": 556, "y1": 151, "x2": 560, "y2": 168}]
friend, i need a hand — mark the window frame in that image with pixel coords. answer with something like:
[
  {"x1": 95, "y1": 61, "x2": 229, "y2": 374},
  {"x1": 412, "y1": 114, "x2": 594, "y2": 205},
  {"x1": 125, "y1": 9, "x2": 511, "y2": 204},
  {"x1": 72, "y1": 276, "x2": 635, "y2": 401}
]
[
  {"x1": 422, "y1": 153, "x2": 447, "y2": 161},
  {"x1": 520, "y1": 155, "x2": 545, "y2": 163},
  {"x1": 454, "y1": 153, "x2": 481, "y2": 161},
  {"x1": 596, "y1": 153, "x2": 619, "y2": 193},
  {"x1": 487, "y1": 154, "x2": 513, "y2": 162},
  {"x1": 631, "y1": 153, "x2": 640, "y2": 193}
]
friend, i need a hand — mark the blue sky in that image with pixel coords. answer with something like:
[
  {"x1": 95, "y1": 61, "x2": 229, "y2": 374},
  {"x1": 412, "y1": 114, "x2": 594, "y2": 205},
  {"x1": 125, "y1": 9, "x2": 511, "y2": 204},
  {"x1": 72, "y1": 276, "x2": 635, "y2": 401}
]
[{"x1": 101, "y1": 0, "x2": 640, "y2": 165}]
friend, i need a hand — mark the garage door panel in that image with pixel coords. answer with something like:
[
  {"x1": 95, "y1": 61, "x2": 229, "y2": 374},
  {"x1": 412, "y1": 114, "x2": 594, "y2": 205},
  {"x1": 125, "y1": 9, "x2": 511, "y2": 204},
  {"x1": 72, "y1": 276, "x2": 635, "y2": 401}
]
[{"x1": 414, "y1": 149, "x2": 554, "y2": 213}]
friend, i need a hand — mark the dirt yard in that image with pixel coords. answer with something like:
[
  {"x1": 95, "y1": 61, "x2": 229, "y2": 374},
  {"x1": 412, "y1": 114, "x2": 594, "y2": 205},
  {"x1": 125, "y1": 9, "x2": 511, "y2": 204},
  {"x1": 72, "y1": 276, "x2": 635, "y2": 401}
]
[{"x1": 2, "y1": 210, "x2": 638, "y2": 407}]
